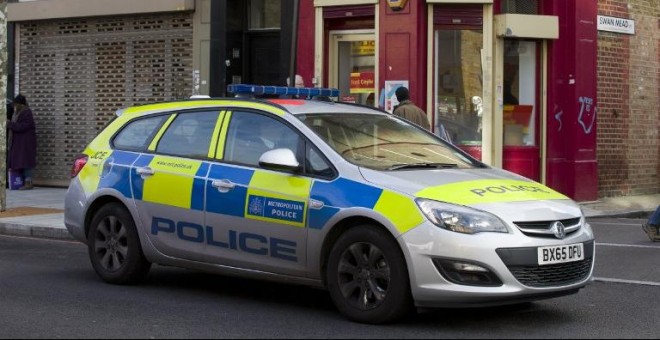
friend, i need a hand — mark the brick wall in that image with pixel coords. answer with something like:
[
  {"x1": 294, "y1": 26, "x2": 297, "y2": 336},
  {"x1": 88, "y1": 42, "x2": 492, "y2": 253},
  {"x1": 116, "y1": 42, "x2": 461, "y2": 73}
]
[{"x1": 597, "y1": 0, "x2": 660, "y2": 197}]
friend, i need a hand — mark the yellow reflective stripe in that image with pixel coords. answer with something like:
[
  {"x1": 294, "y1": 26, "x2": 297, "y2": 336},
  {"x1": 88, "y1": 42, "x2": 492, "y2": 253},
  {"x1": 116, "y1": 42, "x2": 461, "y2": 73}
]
[
  {"x1": 77, "y1": 147, "x2": 104, "y2": 194},
  {"x1": 123, "y1": 102, "x2": 216, "y2": 115},
  {"x1": 123, "y1": 100, "x2": 288, "y2": 117},
  {"x1": 245, "y1": 171, "x2": 311, "y2": 228},
  {"x1": 416, "y1": 179, "x2": 569, "y2": 205},
  {"x1": 148, "y1": 114, "x2": 177, "y2": 151},
  {"x1": 142, "y1": 156, "x2": 201, "y2": 208},
  {"x1": 207, "y1": 111, "x2": 225, "y2": 158},
  {"x1": 374, "y1": 191, "x2": 424, "y2": 234},
  {"x1": 214, "y1": 111, "x2": 232, "y2": 159}
]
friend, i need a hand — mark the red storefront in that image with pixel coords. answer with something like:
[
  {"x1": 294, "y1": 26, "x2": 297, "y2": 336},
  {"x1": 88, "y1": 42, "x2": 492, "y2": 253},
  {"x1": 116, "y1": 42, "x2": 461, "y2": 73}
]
[{"x1": 294, "y1": 0, "x2": 598, "y2": 202}]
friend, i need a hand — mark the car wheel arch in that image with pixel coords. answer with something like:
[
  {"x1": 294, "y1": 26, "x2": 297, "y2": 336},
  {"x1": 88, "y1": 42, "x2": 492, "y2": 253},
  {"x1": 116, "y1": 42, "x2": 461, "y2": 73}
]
[
  {"x1": 319, "y1": 216, "x2": 401, "y2": 287},
  {"x1": 84, "y1": 195, "x2": 131, "y2": 239}
]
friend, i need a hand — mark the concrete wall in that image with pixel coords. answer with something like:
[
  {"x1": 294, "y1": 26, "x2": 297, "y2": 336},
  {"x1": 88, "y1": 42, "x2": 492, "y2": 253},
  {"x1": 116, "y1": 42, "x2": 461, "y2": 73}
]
[
  {"x1": 192, "y1": 0, "x2": 211, "y2": 96},
  {"x1": 7, "y1": 0, "x2": 194, "y2": 21}
]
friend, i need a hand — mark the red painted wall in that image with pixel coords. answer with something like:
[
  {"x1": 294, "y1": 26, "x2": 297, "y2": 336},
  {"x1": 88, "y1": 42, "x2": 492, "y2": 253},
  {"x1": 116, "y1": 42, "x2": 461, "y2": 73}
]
[
  {"x1": 296, "y1": 1, "x2": 316, "y2": 87},
  {"x1": 378, "y1": 0, "x2": 427, "y2": 110},
  {"x1": 545, "y1": 0, "x2": 599, "y2": 201}
]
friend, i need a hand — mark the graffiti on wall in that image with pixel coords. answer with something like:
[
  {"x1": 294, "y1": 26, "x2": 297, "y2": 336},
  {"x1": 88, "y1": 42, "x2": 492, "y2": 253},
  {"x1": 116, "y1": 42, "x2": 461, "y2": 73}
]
[
  {"x1": 578, "y1": 96, "x2": 596, "y2": 134},
  {"x1": 553, "y1": 104, "x2": 563, "y2": 132}
]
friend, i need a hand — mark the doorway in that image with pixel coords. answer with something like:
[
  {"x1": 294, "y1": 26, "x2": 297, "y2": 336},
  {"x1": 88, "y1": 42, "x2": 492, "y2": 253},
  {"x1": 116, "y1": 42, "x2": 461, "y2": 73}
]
[
  {"x1": 329, "y1": 31, "x2": 376, "y2": 106},
  {"x1": 246, "y1": 32, "x2": 281, "y2": 86},
  {"x1": 501, "y1": 39, "x2": 542, "y2": 182},
  {"x1": 431, "y1": 5, "x2": 485, "y2": 160}
]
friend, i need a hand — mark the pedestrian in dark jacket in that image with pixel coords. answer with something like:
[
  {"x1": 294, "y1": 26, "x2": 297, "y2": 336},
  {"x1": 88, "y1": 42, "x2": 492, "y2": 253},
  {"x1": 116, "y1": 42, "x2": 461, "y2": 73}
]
[
  {"x1": 392, "y1": 86, "x2": 431, "y2": 131},
  {"x1": 7, "y1": 94, "x2": 37, "y2": 190},
  {"x1": 642, "y1": 205, "x2": 660, "y2": 242}
]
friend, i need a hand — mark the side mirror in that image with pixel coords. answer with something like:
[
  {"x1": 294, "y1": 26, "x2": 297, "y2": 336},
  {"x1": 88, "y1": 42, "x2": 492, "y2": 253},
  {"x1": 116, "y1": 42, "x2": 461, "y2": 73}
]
[{"x1": 258, "y1": 148, "x2": 301, "y2": 172}]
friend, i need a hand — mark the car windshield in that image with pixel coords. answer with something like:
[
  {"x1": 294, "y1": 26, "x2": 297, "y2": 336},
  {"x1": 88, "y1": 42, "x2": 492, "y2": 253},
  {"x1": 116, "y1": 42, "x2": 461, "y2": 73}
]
[{"x1": 298, "y1": 113, "x2": 479, "y2": 171}]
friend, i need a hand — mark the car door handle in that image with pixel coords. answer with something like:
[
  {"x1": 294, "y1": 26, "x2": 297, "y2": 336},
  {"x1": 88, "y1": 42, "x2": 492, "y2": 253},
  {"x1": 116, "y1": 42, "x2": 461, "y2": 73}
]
[
  {"x1": 136, "y1": 167, "x2": 155, "y2": 177},
  {"x1": 212, "y1": 179, "x2": 235, "y2": 193}
]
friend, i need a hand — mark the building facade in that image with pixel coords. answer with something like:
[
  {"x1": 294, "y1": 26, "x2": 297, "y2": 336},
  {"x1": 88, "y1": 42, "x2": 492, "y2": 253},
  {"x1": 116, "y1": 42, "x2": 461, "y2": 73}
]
[
  {"x1": 297, "y1": 0, "x2": 603, "y2": 201},
  {"x1": 7, "y1": 0, "x2": 198, "y2": 187},
  {"x1": 596, "y1": 0, "x2": 659, "y2": 197},
  {"x1": 5, "y1": 0, "x2": 659, "y2": 200}
]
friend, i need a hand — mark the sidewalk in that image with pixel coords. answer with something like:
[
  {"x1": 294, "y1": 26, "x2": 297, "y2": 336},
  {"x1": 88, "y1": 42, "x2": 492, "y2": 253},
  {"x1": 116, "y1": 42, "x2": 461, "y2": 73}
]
[{"x1": 0, "y1": 186, "x2": 658, "y2": 241}]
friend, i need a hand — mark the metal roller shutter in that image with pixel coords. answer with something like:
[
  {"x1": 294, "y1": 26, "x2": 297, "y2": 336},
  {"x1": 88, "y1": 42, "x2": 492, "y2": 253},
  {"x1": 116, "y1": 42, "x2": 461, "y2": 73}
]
[{"x1": 17, "y1": 12, "x2": 193, "y2": 186}]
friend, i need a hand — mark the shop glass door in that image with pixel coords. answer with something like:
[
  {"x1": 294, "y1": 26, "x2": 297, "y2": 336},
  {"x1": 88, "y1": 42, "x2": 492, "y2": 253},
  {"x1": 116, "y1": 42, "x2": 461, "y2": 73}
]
[
  {"x1": 329, "y1": 31, "x2": 376, "y2": 106},
  {"x1": 502, "y1": 39, "x2": 541, "y2": 181},
  {"x1": 433, "y1": 26, "x2": 484, "y2": 159}
]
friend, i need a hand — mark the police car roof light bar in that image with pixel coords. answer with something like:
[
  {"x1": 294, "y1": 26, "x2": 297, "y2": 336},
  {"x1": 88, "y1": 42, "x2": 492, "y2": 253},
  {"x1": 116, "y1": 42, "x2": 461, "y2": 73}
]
[{"x1": 227, "y1": 84, "x2": 340, "y2": 98}]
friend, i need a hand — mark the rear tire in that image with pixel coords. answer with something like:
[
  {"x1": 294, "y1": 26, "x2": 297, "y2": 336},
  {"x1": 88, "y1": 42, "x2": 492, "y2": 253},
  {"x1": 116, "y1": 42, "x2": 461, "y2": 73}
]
[
  {"x1": 326, "y1": 225, "x2": 414, "y2": 324},
  {"x1": 87, "y1": 203, "x2": 151, "y2": 284}
]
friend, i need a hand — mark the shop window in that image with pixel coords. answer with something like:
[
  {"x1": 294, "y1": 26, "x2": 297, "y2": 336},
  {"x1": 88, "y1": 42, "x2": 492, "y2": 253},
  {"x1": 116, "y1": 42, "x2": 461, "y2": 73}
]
[
  {"x1": 248, "y1": 0, "x2": 281, "y2": 30},
  {"x1": 330, "y1": 33, "x2": 376, "y2": 106},
  {"x1": 432, "y1": 5, "x2": 484, "y2": 154},
  {"x1": 434, "y1": 28, "x2": 484, "y2": 147}
]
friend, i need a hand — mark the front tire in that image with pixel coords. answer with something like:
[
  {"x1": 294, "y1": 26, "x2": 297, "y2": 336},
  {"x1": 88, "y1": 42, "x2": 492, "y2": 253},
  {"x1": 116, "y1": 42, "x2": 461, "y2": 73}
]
[
  {"x1": 88, "y1": 203, "x2": 151, "y2": 284},
  {"x1": 326, "y1": 225, "x2": 413, "y2": 324}
]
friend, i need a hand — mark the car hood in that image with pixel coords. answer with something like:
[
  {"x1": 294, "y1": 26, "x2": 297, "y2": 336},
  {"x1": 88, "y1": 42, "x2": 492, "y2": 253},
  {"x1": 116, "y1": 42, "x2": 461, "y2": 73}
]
[{"x1": 358, "y1": 167, "x2": 582, "y2": 221}]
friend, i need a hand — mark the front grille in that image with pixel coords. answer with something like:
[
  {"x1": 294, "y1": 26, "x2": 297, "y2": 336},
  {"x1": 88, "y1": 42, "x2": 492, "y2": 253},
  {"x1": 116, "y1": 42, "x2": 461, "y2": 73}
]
[
  {"x1": 514, "y1": 218, "x2": 581, "y2": 238},
  {"x1": 507, "y1": 258, "x2": 593, "y2": 287}
]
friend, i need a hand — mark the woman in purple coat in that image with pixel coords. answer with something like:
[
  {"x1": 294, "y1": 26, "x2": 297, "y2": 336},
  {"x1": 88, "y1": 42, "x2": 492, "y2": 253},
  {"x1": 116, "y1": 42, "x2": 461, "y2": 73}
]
[{"x1": 8, "y1": 94, "x2": 37, "y2": 190}]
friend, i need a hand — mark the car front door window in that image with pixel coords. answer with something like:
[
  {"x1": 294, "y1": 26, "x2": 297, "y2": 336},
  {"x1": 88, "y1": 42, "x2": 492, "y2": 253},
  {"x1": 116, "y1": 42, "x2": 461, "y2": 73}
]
[{"x1": 224, "y1": 111, "x2": 302, "y2": 167}]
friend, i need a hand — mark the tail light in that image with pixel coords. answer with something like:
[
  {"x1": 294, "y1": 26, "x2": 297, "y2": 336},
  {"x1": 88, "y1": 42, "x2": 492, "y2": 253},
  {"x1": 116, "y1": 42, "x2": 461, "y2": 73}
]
[{"x1": 71, "y1": 154, "x2": 88, "y2": 178}]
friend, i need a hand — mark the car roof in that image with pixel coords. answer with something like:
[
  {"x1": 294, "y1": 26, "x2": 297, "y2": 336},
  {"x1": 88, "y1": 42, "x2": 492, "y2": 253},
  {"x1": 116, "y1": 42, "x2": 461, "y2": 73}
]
[
  {"x1": 115, "y1": 97, "x2": 386, "y2": 118},
  {"x1": 266, "y1": 98, "x2": 385, "y2": 115}
]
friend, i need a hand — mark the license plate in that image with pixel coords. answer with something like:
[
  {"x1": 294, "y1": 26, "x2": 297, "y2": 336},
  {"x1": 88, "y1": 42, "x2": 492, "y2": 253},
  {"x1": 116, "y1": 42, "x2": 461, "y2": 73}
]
[{"x1": 537, "y1": 243, "x2": 584, "y2": 266}]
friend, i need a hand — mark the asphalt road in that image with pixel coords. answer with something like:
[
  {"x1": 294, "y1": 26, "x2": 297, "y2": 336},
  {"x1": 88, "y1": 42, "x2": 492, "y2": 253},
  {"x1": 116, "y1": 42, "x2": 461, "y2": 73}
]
[{"x1": 0, "y1": 217, "x2": 658, "y2": 339}]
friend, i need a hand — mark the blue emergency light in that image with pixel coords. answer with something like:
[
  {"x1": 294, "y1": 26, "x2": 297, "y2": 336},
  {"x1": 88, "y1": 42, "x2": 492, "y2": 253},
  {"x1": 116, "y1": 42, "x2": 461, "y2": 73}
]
[{"x1": 227, "y1": 84, "x2": 340, "y2": 98}]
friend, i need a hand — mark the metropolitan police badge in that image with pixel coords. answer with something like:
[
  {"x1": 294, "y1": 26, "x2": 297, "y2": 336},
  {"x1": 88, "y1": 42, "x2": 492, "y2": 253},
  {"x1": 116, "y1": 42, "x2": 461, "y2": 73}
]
[{"x1": 248, "y1": 195, "x2": 265, "y2": 217}]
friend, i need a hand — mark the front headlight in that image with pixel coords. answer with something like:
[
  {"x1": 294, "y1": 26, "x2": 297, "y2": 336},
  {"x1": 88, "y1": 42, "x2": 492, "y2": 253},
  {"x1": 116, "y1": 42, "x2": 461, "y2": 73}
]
[{"x1": 416, "y1": 198, "x2": 509, "y2": 234}]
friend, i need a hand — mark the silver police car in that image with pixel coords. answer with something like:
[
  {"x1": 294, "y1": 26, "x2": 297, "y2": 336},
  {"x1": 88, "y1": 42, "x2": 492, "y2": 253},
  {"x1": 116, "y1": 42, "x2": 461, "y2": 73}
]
[{"x1": 64, "y1": 85, "x2": 594, "y2": 324}]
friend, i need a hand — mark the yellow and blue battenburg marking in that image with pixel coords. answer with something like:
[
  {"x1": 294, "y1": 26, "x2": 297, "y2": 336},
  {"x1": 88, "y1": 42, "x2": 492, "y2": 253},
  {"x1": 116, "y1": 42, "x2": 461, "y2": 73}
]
[
  {"x1": 98, "y1": 151, "x2": 141, "y2": 197},
  {"x1": 245, "y1": 171, "x2": 311, "y2": 227},
  {"x1": 79, "y1": 149, "x2": 140, "y2": 196},
  {"x1": 206, "y1": 164, "x2": 254, "y2": 216},
  {"x1": 136, "y1": 155, "x2": 209, "y2": 209},
  {"x1": 86, "y1": 150, "x2": 425, "y2": 235},
  {"x1": 308, "y1": 178, "x2": 424, "y2": 234},
  {"x1": 206, "y1": 166, "x2": 310, "y2": 228}
]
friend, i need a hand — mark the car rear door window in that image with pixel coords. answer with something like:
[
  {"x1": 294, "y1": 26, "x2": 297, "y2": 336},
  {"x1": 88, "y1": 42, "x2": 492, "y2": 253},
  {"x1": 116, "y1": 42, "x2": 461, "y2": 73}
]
[
  {"x1": 156, "y1": 111, "x2": 220, "y2": 159},
  {"x1": 113, "y1": 115, "x2": 169, "y2": 152}
]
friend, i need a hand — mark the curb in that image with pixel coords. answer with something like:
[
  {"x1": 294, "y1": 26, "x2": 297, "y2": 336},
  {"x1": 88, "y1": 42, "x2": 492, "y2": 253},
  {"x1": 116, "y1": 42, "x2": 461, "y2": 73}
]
[
  {"x1": 584, "y1": 210, "x2": 653, "y2": 219},
  {"x1": 0, "y1": 222, "x2": 75, "y2": 241}
]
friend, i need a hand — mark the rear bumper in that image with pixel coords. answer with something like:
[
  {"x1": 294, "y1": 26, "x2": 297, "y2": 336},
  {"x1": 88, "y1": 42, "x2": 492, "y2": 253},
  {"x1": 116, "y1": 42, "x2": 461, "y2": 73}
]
[{"x1": 63, "y1": 179, "x2": 88, "y2": 243}]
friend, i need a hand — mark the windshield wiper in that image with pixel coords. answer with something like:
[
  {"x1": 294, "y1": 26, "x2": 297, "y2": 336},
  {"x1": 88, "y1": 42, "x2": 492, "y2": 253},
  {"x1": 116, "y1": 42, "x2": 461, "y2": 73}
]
[{"x1": 388, "y1": 163, "x2": 458, "y2": 171}]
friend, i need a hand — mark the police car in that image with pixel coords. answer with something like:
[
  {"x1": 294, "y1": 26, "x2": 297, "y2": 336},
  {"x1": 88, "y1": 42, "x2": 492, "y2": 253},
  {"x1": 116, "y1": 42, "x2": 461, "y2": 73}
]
[{"x1": 64, "y1": 85, "x2": 594, "y2": 324}]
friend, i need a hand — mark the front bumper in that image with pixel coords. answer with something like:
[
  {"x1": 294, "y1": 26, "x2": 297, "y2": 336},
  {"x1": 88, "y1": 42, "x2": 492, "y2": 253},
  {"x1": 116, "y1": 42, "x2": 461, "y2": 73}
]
[{"x1": 399, "y1": 222, "x2": 595, "y2": 308}]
